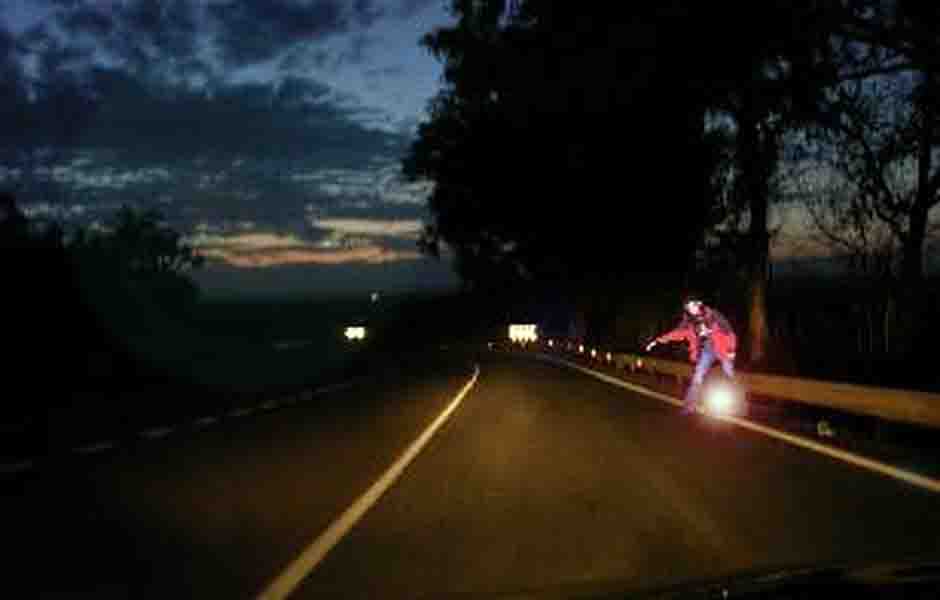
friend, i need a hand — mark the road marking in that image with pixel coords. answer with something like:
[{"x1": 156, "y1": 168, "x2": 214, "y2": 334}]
[
  {"x1": 193, "y1": 416, "x2": 218, "y2": 429},
  {"x1": 0, "y1": 460, "x2": 34, "y2": 475},
  {"x1": 139, "y1": 426, "x2": 175, "y2": 440},
  {"x1": 537, "y1": 354, "x2": 940, "y2": 495},
  {"x1": 273, "y1": 340, "x2": 313, "y2": 351},
  {"x1": 314, "y1": 381, "x2": 355, "y2": 395},
  {"x1": 229, "y1": 407, "x2": 254, "y2": 418},
  {"x1": 257, "y1": 365, "x2": 481, "y2": 600},
  {"x1": 73, "y1": 441, "x2": 116, "y2": 455},
  {"x1": 260, "y1": 400, "x2": 279, "y2": 411}
]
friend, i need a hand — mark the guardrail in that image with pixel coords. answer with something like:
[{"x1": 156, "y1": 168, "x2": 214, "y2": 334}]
[{"x1": 531, "y1": 339, "x2": 940, "y2": 430}]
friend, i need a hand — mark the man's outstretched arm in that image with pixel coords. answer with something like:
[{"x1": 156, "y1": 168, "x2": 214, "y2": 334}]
[{"x1": 646, "y1": 324, "x2": 693, "y2": 351}]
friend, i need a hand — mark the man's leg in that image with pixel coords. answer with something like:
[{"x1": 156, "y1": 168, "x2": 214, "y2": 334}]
[
  {"x1": 719, "y1": 356, "x2": 735, "y2": 378},
  {"x1": 684, "y1": 346, "x2": 715, "y2": 412}
]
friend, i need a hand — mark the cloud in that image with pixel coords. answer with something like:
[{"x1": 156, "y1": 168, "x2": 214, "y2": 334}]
[
  {"x1": 24, "y1": 163, "x2": 173, "y2": 189},
  {"x1": 364, "y1": 65, "x2": 405, "y2": 78},
  {"x1": 208, "y1": 0, "x2": 384, "y2": 67},
  {"x1": 2, "y1": 0, "x2": 445, "y2": 278},
  {"x1": 398, "y1": 0, "x2": 442, "y2": 19},
  {"x1": 52, "y1": 0, "x2": 205, "y2": 80},
  {"x1": 291, "y1": 163, "x2": 433, "y2": 207},
  {"x1": 312, "y1": 217, "x2": 424, "y2": 238},
  {"x1": 70, "y1": 69, "x2": 405, "y2": 161},
  {"x1": 40, "y1": 0, "x2": 445, "y2": 88},
  {"x1": 58, "y1": 5, "x2": 115, "y2": 39},
  {"x1": 42, "y1": 0, "x2": 387, "y2": 87},
  {"x1": 203, "y1": 245, "x2": 421, "y2": 267},
  {"x1": 191, "y1": 230, "x2": 421, "y2": 268}
]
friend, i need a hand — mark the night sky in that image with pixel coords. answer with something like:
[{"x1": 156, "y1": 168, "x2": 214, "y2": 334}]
[
  {"x1": 1, "y1": 0, "x2": 459, "y2": 296},
  {"x1": 6, "y1": 2, "x2": 933, "y2": 296}
]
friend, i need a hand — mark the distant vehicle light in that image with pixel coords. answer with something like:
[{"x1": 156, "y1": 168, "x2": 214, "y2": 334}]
[
  {"x1": 548, "y1": 339, "x2": 554, "y2": 347},
  {"x1": 590, "y1": 348, "x2": 597, "y2": 358},
  {"x1": 606, "y1": 352, "x2": 612, "y2": 362},
  {"x1": 636, "y1": 358, "x2": 644, "y2": 369},
  {"x1": 704, "y1": 381, "x2": 741, "y2": 417},
  {"x1": 578, "y1": 344, "x2": 585, "y2": 354},
  {"x1": 508, "y1": 324, "x2": 538, "y2": 343},
  {"x1": 344, "y1": 326, "x2": 367, "y2": 341}
]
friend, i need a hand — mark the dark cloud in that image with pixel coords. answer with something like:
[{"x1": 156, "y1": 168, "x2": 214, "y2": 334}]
[
  {"x1": 275, "y1": 75, "x2": 332, "y2": 107},
  {"x1": 38, "y1": 0, "x2": 440, "y2": 83},
  {"x1": 209, "y1": 0, "x2": 385, "y2": 67},
  {"x1": 0, "y1": 22, "x2": 16, "y2": 59},
  {"x1": 365, "y1": 65, "x2": 406, "y2": 78},
  {"x1": 398, "y1": 0, "x2": 441, "y2": 18},
  {"x1": 76, "y1": 68, "x2": 398, "y2": 160},
  {"x1": 0, "y1": 26, "x2": 26, "y2": 124},
  {"x1": 340, "y1": 32, "x2": 376, "y2": 66},
  {"x1": 278, "y1": 45, "x2": 333, "y2": 73},
  {"x1": 52, "y1": 0, "x2": 205, "y2": 82},
  {"x1": 59, "y1": 5, "x2": 115, "y2": 37},
  {"x1": 278, "y1": 35, "x2": 380, "y2": 75},
  {"x1": 354, "y1": 0, "x2": 386, "y2": 27},
  {"x1": 19, "y1": 21, "x2": 55, "y2": 49},
  {"x1": 122, "y1": 0, "x2": 200, "y2": 57}
]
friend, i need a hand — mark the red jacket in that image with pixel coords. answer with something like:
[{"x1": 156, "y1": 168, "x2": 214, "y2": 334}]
[{"x1": 656, "y1": 306, "x2": 737, "y2": 363}]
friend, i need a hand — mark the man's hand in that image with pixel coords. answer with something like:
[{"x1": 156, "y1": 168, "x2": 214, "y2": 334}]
[{"x1": 645, "y1": 339, "x2": 658, "y2": 352}]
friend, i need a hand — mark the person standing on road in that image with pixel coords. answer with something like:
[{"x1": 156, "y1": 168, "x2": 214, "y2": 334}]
[{"x1": 645, "y1": 298, "x2": 737, "y2": 414}]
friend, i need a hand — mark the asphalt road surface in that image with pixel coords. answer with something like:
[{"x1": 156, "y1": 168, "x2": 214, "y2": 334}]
[{"x1": 7, "y1": 351, "x2": 940, "y2": 598}]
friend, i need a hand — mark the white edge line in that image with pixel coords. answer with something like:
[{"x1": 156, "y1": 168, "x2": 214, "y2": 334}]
[
  {"x1": 0, "y1": 459, "x2": 35, "y2": 474},
  {"x1": 74, "y1": 441, "x2": 116, "y2": 455},
  {"x1": 256, "y1": 364, "x2": 481, "y2": 600},
  {"x1": 537, "y1": 353, "x2": 940, "y2": 495},
  {"x1": 314, "y1": 382, "x2": 355, "y2": 395},
  {"x1": 139, "y1": 426, "x2": 175, "y2": 439},
  {"x1": 193, "y1": 416, "x2": 218, "y2": 428}
]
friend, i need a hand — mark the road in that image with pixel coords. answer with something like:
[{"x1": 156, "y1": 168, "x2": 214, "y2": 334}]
[{"x1": 6, "y1": 351, "x2": 940, "y2": 598}]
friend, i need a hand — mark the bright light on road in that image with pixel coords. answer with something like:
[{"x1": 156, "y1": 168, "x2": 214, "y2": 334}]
[
  {"x1": 508, "y1": 324, "x2": 538, "y2": 343},
  {"x1": 578, "y1": 344, "x2": 585, "y2": 354},
  {"x1": 704, "y1": 381, "x2": 740, "y2": 417},
  {"x1": 344, "y1": 326, "x2": 367, "y2": 341},
  {"x1": 606, "y1": 352, "x2": 612, "y2": 362},
  {"x1": 548, "y1": 339, "x2": 554, "y2": 347},
  {"x1": 590, "y1": 348, "x2": 597, "y2": 358}
]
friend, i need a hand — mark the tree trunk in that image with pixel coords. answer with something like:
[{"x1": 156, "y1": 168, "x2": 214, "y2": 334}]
[
  {"x1": 902, "y1": 204, "x2": 928, "y2": 286},
  {"x1": 747, "y1": 246, "x2": 770, "y2": 364},
  {"x1": 892, "y1": 70, "x2": 934, "y2": 357},
  {"x1": 902, "y1": 66, "x2": 932, "y2": 287},
  {"x1": 738, "y1": 109, "x2": 773, "y2": 365}
]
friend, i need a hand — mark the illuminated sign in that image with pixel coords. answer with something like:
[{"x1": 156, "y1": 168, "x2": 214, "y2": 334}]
[
  {"x1": 508, "y1": 324, "x2": 538, "y2": 343},
  {"x1": 344, "y1": 326, "x2": 367, "y2": 341}
]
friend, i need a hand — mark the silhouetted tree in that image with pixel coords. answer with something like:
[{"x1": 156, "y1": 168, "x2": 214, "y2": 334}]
[
  {"x1": 71, "y1": 206, "x2": 203, "y2": 315},
  {"x1": 406, "y1": 1, "x2": 720, "y2": 335},
  {"x1": 688, "y1": 1, "x2": 854, "y2": 364},
  {"x1": 0, "y1": 191, "x2": 78, "y2": 400},
  {"x1": 797, "y1": 0, "x2": 940, "y2": 355},
  {"x1": 831, "y1": 1, "x2": 940, "y2": 286}
]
